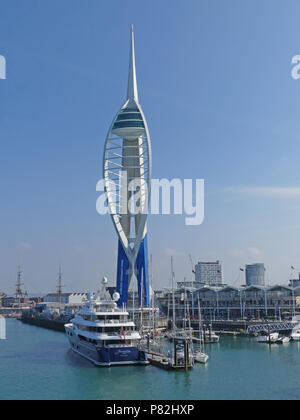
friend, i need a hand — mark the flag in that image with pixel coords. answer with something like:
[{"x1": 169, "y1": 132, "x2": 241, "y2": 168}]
[
  {"x1": 291, "y1": 266, "x2": 295, "y2": 270},
  {"x1": 121, "y1": 329, "x2": 126, "y2": 344}
]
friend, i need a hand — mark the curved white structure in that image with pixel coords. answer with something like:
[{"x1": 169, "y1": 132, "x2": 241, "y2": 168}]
[{"x1": 103, "y1": 27, "x2": 152, "y2": 307}]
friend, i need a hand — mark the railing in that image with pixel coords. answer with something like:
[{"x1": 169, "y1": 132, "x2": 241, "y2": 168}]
[{"x1": 247, "y1": 322, "x2": 296, "y2": 333}]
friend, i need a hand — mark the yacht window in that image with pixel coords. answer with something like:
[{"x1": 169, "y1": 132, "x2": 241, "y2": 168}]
[
  {"x1": 103, "y1": 327, "x2": 122, "y2": 333},
  {"x1": 78, "y1": 335, "x2": 87, "y2": 342},
  {"x1": 105, "y1": 340, "x2": 130, "y2": 346},
  {"x1": 109, "y1": 315, "x2": 121, "y2": 320}
]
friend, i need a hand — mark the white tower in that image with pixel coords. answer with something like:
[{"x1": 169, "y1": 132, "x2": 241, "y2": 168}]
[{"x1": 103, "y1": 26, "x2": 152, "y2": 306}]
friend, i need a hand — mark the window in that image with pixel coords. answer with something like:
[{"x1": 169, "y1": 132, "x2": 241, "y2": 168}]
[
  {"x1": 105, "y1": 339, "x2": 129, "y2": 346},
  {"x1": 113, "y1": 121, "x2": 145, "y2": 129},
  {"x1": 78, "y1": 325, "x2": 88, "y2": 331},
  {"x1": 120, "y1": 108, "x2": 138, "y2": 113},
  {"x1": 78, "y1": 335, "x2": 87, "y2": 342},
  {"x1": 110, "y1": 315, "x2": 121, "y2": 320},
  {"x1": 116, "y1": 113, "x2": 142, "y2": 121}
]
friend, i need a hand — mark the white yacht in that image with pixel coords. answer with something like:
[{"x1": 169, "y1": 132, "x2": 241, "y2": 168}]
[
  {"x1": 65, "y1": 278, "x2": 149, "y2": 367},
  {"x1": 291, "y1": 325, "x2": 300, "y2": 341},
  {"x1": 257, "y1": 332, "x2": 279, "y2": 343}
]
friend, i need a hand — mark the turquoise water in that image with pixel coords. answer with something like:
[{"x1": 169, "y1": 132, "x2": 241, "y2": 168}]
[{"x1": 1, "y1": 319, "x2": 300, "y2": 400}]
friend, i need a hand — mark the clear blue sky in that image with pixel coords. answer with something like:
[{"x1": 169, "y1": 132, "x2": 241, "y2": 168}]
[{"x1": 1, "y1": 0, "x2": 300, "y2": 294}]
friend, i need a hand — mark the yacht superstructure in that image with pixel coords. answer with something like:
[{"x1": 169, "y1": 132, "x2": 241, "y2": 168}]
[
  {"x1": 291, "y1": 325, "x2": 300, "y2": 341},
  {"x1": 65, "y1": 278, "x2": 148, "y2": 367}
]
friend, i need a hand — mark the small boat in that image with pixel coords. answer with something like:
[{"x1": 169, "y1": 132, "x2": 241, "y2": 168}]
[
  {"x1": 291, "y1": 325, "x2": 300, "y2": 341},
  {"x1": 167, "y1": 329, "x2": 192, "y2": 342},
  {"x1": 276, "y1": 336, "x2": 291, "y2": 344},
  {"x1": 194, "y1": 349, "x2": 209, "y2": 364},
  {"x1": 257, "y1": 332, "x2": 279, "y2": 343},
  {"x1": 200, "y1": 330, "x2": 220, "y2": 344},
  {"x1": 173, "y1": 342, "x2": 195, "y2": 367},
  {"x1": 175, "y1": 343, "x2": 209, "y2": 364}
]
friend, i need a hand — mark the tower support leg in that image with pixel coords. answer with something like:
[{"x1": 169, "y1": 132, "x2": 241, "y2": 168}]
[
  {"x1": 136, "y1": 235, "x2": 150, "y2": 307},
  {"x1": 116, "y1": 240, "x2": 130, "y2": 307},
  {"x1": 116, "y1": 236, "x2": 150, "y2": 307}
]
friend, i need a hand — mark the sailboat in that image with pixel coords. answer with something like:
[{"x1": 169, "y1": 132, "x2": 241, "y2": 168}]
[
  {"x1": 166, "y1": 258, "x2": 189, "y2": 341},
  {"x1": 193, "y1": 296, "x2": 209, "y2": 364}
]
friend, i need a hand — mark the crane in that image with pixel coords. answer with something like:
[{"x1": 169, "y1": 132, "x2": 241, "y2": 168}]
[{"x1": 189, "y1": 254, "x2": 195, "y2": 276}]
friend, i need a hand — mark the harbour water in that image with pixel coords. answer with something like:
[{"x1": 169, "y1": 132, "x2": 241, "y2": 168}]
[{"x1": 1, "y1": 319, "x2": 300, "y2": 400}]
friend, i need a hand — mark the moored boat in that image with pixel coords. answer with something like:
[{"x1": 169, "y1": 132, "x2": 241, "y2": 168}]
[
  {"x1": 257, "y1": 332, "x2": 279, "y2": 343},
  {"x1": 276, "y1": 336, "x2": 291, "y2": 344},
  {"x1": 65, "y1": 278, "x2": 149, "y2": 367},
  {"x1": 194, "y1": 349, "x2": 209, "y2": 364},
  {"x1": 291, "y1": 325, "x2": 300, "y2": 341}
]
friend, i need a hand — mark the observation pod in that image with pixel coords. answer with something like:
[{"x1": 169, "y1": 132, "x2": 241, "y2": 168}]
[{"x1": 103, "y1": 26, "x2": 152, "y2": 307}]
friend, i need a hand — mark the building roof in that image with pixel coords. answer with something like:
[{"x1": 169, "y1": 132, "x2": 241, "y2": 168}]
[
  {"x1": 44, "y1": 293, "x2": 86, "y2": 298},
  {"x1": 196, "y1": 261, "x2": 221, "y2": 265},
  {"x1": 218, "y1": 286, "x2": 240, "y2": 293},
  {"x1": 243, "y1": 285, "x2": 268, "y2": 292},
  {"x1": 267, "y1": 285, "x2": 293, "y2": 292},
  {"x1": 194, "y1": 285, "x2": 220, "y2": 293}
]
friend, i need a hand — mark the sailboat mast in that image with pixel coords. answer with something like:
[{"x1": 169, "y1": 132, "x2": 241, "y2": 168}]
[
  {"x1": 198, "y1": 295, "x2": 203, "y2": 349},
  {"x1": 171, "y1": 257, "x2": 176, "y2": 331},
  {"x1": 141, "y1": 277, "x2": 144, "y2": 334}
]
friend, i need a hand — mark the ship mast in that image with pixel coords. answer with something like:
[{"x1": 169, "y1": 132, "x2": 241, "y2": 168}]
[
  {"x1": 15, "y1": 266, "x2": 23, "y2": 308},
  {"x1": 57, "y1": 266, "x2": 65, "y2": 305}
]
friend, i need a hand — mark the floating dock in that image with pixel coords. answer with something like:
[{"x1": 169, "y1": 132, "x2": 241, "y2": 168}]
[
  {"x1": 146, "y1": 352, "x2": 193, "y2": 370},
  {"x1": 143, "y1": 337, "x2": 194, "y2": 370}
]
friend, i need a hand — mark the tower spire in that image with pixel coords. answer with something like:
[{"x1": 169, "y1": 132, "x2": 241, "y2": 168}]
[{"x1": 127, "y1": 25, "x2": 139, "y2": 103}]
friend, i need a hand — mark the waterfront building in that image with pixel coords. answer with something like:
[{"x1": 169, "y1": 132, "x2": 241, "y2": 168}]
[
  {"x1": 195, "y1": 261, "x2": 224, "y2": 286},
  {"x1": 245, "y1": 263, "x2": 265, "y2": 286},
  {"x1": 103, "y1": 26, "x2": 152, "y2": 307},
  {"x1": 43, "y1": 293, "x2": 87, "y2": 305},
  {"x1": 2, "y1": 296, "x2": 20, "y2": 308},
  {"x1": 0, "y1": 293, "x2": 6, "y2": 307},
  {"x1": 44, "y1": 293, "x2": 72, "y2": 304},
  {"x1": 157, "y1": 283, "x2": 300, "y2": 321},
  {"x1": 177, "y1": 279, "x2": 212, "y2": 289}
]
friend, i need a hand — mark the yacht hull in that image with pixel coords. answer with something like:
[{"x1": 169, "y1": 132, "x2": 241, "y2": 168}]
[
  {"x1": 291, "y1": 336, "x2": 300, "y2": 341},
  {"x1": 67, "y1": 330, "x2": 148, "y2": 367}
]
